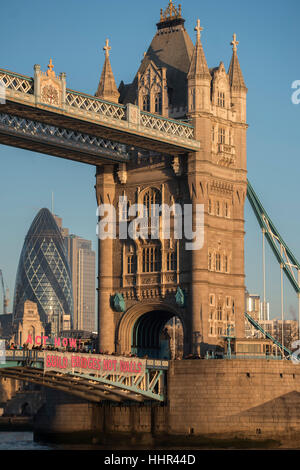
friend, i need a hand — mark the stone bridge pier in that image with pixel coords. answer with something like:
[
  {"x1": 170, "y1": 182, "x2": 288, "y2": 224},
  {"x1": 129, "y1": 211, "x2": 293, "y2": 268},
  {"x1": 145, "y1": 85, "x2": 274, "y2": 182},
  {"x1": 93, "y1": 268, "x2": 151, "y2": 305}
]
[{"x1": 33, "y1": 360, "x2": 300, "y2": 448}]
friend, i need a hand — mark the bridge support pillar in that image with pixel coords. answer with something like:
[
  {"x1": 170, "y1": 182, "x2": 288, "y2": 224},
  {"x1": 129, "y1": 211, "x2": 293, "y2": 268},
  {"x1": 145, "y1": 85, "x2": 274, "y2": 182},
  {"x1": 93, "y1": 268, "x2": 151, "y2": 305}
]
[{"x1": 95, "y1": 164, "x2": 116, "y2": 354}]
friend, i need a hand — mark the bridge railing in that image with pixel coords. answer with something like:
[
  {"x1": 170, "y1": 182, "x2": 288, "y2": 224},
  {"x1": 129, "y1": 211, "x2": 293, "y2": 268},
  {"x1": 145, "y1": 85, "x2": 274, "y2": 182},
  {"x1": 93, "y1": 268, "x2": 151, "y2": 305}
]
[
  {"x1": 0, "y1": 69, "x2": 33, "y2": 94},
  {"x1": 66, "y1": 90, "x2": 126, "y2": 121},
  {"x1": 3, "y1": 350, "x2": 169, "y2": 370},
  {"x1": 205, "y1": 354, "x2": 284, "y2": 360},
  {"x1": 140, "y1": 110, "x2": 194, "y2": 139}
]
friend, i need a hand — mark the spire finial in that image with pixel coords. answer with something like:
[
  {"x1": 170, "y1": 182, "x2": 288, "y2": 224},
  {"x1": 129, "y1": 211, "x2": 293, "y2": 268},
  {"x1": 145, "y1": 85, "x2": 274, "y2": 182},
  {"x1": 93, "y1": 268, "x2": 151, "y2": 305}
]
[
  {"x1": 103, "y1": 38, "x2": 111, "y2": 58},
  {"x1": 47, "y1": 58, "x2": 55, "y2": 77},
  {"x1": 160, "y1": 0, "x2": 182, "y2": 22},
  {"x1": 231, "y1": 33, "x2": 239, "y2": 52},
  {"x1": 195, "y1": 19, "x2": 203, "y2": 42}
]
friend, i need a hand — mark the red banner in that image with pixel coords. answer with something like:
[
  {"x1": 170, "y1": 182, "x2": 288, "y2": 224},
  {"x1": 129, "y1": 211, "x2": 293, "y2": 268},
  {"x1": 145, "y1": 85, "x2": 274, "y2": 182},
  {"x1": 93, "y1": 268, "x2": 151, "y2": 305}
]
[{"x1": 44, "y1": 351, "x2": 146, "y2": 377}]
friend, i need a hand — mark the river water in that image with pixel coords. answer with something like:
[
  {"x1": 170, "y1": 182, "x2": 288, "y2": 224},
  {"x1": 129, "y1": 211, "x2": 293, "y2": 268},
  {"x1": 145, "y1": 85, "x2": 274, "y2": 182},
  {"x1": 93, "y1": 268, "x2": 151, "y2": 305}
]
[{"x1": 0, "y1": 431, "x2": 54, "y2": 450}]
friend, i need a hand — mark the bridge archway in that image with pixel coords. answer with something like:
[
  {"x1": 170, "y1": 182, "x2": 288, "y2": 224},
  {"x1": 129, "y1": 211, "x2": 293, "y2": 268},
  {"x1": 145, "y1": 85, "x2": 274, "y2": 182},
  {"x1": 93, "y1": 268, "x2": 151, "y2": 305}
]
[{"x1": 116, "y1": 303, "x2": 185, "y2": 359}]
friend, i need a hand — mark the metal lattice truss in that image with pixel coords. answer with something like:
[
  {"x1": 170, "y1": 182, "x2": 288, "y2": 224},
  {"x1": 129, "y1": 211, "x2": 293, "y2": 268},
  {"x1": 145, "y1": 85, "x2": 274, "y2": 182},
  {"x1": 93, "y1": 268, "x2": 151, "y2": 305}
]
[
  {"x1": 0, "y1": 112, "x2": 129, "y2": 161},
  {"x1": 1, "y1": 352, "x2": 167, "y2": 402},
  {"x1": 247, "y1": 180, "x2": 300, "y2": 294},
  {"x1": 140, "y1": 112, "x2": 194, "y2": 139},
  {"x1": 66, "y1": 91, "x2": 126, "y2": 121},
  {"x1": 0, "y1": 70, "x2": 33, "y2": 94}
]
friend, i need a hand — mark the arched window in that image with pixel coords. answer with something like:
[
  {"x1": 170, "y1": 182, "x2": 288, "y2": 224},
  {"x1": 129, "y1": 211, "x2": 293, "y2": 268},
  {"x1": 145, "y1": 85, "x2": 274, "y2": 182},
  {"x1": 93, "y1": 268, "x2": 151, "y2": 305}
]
[
  {"x1": 142, "y1": 188, "x2": 161, "y2": 218},
  {"x1": 142, "y1": 245, "x2": 161, "y2": 273},
  {"x1": 143, "y1": 95, "x2": 150, "y2": 112},
  {"x1": 155, "y1": 93, "x2": 162, "y2": 114}
]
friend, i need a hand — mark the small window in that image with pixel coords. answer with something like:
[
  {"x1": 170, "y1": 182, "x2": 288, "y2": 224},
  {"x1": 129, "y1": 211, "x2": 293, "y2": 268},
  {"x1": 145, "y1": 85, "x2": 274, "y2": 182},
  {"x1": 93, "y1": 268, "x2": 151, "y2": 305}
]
[
  {"x1": 155, "y1": 93, "x2": 162, "y2": 114},
  {"x1": 167, "y1": 251, "x2": 177, "y2": 271},
  {"x1": 209, "y1": 294, "x2": 215, "y2": 306},
  {"x1": 224, "y1": 202, "x2": 229, "y2": 218},
  {"x1": 218, "y1": 128, "x2": 226, "y2": 144},
  {"x1": 127, "y1": 255, "x2": 135, "y2": 274},
  {"x1": 217, "y1": 305, "x2": 222, "y2": 321},
  {"x1": 208, "y1": 253, "x2": 213, "y2": 271},
  {"x1": 208, "y1": 199, "x2": 213, "y2": 214},
  {"x1": 217, "y1": 91, "x2": 225, "y2": 107},
  {"x1": 216, "y1": 253, "x2": 221, "y2": 272},
  {"x1": 143, "y1": 95, "x2": 150, "y2": 112},
  {"x1": 224, "y1": 255, "x2": 229, "y2": 273},
  {"x1": 216, "y1": 201, "x2": 220, "y2": 216}
]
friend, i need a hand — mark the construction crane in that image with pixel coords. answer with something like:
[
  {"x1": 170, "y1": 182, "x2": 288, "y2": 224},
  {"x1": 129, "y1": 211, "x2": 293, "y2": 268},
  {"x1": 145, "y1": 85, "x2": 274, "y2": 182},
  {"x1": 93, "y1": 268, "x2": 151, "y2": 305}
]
[{"x1": 0, "y1": 270, "x2": 9, "y2": 315}]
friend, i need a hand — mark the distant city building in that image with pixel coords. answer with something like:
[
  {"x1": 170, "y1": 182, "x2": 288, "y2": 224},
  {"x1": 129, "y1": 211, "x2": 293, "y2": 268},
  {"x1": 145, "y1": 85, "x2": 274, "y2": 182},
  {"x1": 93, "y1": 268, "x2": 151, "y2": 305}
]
[
  {"x1": 13, "y1": 208, "x2": 73, "y2": 337},
  {"x1": 245, "y1": 291, "x2": 298, "y2": 350},
  {"x1": 0, "y1": 314, "x2": 12, "y2": 340},
  {"x1": 13, "y1": 300, "x2": 44, "y2": 346},
  {"x1": 260, "y1": 301, "x2": 270, "y2": 321},
  {"x1": 54, "y1": 216, "x2": 96, "y2": 332},
  {"x1": 64, "y1": 235, "x2": 96, "y2": 332},
  {"x1": 245, "y1": 291, "x2": 271, "y2": 337},
  {"x1": 245, "y1": 292, "x2": 260, "y2": 321}
]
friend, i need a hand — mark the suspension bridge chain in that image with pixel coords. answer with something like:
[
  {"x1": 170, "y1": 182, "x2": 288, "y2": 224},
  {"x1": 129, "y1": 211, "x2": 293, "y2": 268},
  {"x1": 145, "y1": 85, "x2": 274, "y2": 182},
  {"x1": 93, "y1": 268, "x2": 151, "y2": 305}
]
[
  {"x1": 246, "y1": 180, "x2": 300, "y2": 356},
  {"x1": 247, "y1": 180, "x2": 300, "y2": 294}
]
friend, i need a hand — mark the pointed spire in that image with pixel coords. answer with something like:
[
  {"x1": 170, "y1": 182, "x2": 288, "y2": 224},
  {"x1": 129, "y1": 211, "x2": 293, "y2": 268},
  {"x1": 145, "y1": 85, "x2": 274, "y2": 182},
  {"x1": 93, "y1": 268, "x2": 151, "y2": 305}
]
[
  {"x1": 95, "y1": 39, "x2": 120, "y2": 103},
  {"x1": 228, "y1": 33, "x2": 247, "y2": 90},
  {"x1": 188, "y1": 19, "x2": 211, "y2": 80}
]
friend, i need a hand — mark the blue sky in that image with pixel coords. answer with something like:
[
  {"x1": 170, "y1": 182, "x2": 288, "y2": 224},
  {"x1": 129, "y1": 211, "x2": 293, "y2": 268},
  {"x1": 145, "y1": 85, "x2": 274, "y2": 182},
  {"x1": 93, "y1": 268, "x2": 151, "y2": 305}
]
[{"x1": 0, "y1": 0, "x2": 299, "y2": 320}]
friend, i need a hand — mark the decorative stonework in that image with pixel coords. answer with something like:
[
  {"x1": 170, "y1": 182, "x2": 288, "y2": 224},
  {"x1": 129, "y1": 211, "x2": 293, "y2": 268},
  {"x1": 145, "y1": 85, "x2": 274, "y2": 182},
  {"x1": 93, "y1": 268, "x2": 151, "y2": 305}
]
[
  {"x1": 210, "y1": 180, "x2": 233, "y2": 195},
  {"x1": 172, "y1": 155, "x2": 182, "y2": 176},
  {"x1": 34, "y1": 59, "x2": 66, "y2": 108},
  {"x1": 117, "y1": 163, "x2": 127, "y2": 184},
  {"x1": 41, "y1": 84, "x2": 59, "y2": 106}
]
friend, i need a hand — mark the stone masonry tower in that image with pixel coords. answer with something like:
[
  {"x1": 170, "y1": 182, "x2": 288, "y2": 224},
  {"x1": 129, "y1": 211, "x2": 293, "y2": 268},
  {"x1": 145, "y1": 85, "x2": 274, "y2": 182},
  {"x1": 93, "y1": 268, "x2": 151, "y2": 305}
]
[{"x1": 95, "y1": 1, "x2": 248, "y2": 357}]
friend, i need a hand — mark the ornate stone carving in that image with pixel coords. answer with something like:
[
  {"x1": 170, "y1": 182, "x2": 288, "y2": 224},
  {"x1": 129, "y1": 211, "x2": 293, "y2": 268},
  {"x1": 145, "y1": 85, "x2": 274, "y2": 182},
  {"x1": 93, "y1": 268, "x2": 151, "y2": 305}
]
[
  {"x1": 34, "y1": 59, "x2": 66, "y2": 108},
  {"x1": 117, "y1": 163, "x2": 127, "y2": 184},
  {"x1": 172, "y1": 155, "x2": 182, "y2": 176},
  {"x1": 41, "y1": 84, "x2": 59, "y2": 106}
]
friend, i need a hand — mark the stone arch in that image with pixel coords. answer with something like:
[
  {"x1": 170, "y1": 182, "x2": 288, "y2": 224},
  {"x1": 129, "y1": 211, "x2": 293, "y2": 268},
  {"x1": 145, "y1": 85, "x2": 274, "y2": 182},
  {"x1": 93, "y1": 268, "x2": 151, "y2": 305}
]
[{"x1": 116, "y1": 302, "x2": 186, "y2": 358}]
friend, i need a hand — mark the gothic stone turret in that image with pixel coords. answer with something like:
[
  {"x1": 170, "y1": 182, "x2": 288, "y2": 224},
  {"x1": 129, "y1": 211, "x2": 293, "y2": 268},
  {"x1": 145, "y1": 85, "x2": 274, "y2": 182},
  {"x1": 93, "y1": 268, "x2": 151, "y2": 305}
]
[{"x1": 96, "y1": 2, "x2": 248, "y2": 357}]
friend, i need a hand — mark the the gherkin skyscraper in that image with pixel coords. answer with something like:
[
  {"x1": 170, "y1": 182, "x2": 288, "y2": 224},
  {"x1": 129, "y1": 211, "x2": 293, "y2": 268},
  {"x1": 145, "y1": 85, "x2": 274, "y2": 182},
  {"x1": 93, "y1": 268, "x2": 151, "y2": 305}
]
[{"x1": 13, "y1": 208, "x2": 73, "y2": 337}]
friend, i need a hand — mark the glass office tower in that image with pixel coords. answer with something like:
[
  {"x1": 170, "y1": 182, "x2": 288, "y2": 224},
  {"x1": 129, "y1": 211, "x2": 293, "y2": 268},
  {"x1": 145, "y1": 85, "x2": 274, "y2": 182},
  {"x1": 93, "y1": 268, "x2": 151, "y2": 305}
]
[{"x1": 13, "y1": 208, "x2": 73, "y2": 337}]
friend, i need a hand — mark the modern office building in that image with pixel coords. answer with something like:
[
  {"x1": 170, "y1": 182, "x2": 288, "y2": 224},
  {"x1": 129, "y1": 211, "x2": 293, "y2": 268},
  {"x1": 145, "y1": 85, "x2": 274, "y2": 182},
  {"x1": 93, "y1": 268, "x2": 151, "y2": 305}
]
[
  {"x1": 13, "y1": 208, "x2": 74, "y2": 337},
  {"x1": 53, "y1": 215, "x2": 96, "y2": 332},
  {"x1": 64, "y1": 235, "x2": 96, "y2": 332}
]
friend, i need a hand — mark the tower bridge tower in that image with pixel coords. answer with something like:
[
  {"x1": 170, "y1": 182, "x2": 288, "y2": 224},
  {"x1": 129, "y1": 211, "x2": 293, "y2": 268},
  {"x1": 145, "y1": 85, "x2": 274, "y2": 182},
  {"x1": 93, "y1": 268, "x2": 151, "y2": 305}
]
[{"x1": 95, "y1": 1, "x2": 248, "y2": 358}]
